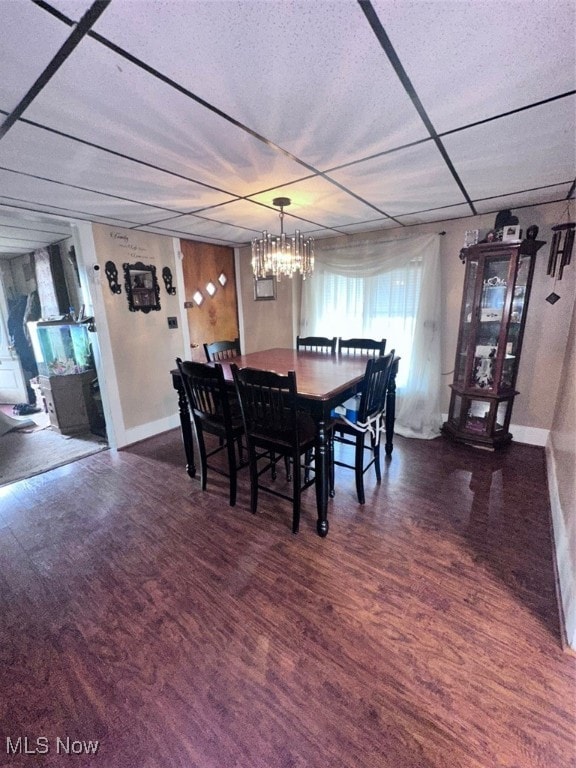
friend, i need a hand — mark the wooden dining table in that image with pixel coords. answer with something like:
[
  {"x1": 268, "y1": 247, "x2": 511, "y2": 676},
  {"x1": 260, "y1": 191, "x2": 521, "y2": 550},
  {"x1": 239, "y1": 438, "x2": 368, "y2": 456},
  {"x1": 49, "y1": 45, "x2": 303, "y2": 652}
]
[{"x1": 171, "y1": 347, "x2": 399, "y2": 537}]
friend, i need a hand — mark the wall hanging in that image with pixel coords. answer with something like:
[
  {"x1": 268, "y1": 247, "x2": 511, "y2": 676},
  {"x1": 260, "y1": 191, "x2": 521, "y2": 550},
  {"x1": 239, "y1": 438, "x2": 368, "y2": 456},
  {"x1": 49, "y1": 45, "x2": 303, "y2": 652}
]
[
  {"x1": 123, "y1": 262, "x2": 161, "y2": 313},
  {"x1": 105, "y1": 260, "x2": 122, "y2": 294},
  {"x1": 162, "y1": 266, "x2": 176, "y2": 295},
  {"x1": 545, "y1": 203, "x2": 574, "y2": 304}
]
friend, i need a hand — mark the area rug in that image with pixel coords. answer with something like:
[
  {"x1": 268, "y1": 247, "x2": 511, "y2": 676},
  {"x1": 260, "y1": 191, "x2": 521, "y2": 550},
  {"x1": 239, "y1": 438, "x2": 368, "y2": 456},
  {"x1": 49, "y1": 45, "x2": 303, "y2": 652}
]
[{"x1": 0, "y1": 426, "x2": 108, "y2": 487}]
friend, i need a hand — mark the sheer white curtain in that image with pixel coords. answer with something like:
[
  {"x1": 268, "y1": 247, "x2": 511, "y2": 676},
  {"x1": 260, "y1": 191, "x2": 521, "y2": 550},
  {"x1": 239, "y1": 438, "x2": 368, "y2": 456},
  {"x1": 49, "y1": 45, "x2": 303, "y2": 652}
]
[{"x1": 301, "y1": 233, "x2": 442, "y2": 439}]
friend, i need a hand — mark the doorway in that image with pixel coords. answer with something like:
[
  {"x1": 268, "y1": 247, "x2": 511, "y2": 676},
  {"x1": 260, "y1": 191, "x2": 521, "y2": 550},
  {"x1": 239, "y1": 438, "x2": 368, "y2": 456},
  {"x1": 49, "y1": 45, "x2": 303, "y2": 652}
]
[{"x1": 0, "y1": 224, "x2": 109, "y2": 487}]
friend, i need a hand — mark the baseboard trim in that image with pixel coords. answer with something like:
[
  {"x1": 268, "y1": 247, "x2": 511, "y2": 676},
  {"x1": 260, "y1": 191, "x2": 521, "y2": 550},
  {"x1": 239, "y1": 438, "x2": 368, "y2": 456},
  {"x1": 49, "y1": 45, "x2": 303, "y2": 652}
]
[
  {"x1": 120, "y1": 414, "x2": 180, "y2": 449},
  {"x1": 510, "y1": 424, "x2": 549, "y2": 446}
]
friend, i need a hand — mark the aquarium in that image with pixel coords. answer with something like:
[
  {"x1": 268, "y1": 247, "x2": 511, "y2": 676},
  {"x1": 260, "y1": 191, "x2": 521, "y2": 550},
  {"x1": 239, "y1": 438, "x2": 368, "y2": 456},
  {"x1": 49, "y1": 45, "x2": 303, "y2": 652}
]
[{"x1": 27, "y1": 320, "x2": 94, "y2": 376}]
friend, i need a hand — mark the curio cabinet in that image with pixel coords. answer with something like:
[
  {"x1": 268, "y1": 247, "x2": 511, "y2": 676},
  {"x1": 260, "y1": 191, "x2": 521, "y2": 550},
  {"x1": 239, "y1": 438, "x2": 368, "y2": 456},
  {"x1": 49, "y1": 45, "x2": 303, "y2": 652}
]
[{"x1": 442, "y1": 238, "x2": 545, "y2": 449}]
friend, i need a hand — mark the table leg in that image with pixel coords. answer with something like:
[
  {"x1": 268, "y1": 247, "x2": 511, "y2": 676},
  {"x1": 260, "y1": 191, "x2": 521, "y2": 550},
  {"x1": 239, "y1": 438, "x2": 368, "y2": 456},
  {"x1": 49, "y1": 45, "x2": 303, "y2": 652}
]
[
  {"x1": 175, "y1": 378, "x2": 196, "y2": 478},
  {"x1": 314, "y1": 417, "x2": 330, "y2": 537},
  {"x1": 385, "y1": 361, "x2": 398, "y2": 456}
]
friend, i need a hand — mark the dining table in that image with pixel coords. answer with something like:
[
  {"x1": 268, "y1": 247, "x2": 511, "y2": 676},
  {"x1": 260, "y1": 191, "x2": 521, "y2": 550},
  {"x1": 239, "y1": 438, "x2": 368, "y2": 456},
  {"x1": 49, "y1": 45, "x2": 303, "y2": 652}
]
[{"x1": 171, "y1": 347, "x2": 399, "y2": 537}]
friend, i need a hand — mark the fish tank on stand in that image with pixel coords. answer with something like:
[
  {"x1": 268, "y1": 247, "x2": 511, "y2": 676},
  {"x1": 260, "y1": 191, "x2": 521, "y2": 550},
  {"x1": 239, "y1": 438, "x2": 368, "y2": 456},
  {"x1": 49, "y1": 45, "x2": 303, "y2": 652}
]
[{"x1": 27, "y1": 319, "x2": 105, "y2": 437}]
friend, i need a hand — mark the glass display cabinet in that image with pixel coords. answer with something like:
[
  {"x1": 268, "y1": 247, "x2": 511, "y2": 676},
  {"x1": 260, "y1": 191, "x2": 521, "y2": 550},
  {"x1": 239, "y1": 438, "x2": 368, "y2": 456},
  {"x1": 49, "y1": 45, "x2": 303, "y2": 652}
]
[{"x1": 442, "y1": 238, "x2": 545, "y2": 449}]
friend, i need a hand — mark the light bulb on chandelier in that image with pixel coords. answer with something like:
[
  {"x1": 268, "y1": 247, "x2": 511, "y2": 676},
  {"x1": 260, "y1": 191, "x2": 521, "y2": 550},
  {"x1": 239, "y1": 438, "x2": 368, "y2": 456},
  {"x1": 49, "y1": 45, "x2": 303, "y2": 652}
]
[{"x1": 251, "y1": 197, "x2": 314, "y2": 281}]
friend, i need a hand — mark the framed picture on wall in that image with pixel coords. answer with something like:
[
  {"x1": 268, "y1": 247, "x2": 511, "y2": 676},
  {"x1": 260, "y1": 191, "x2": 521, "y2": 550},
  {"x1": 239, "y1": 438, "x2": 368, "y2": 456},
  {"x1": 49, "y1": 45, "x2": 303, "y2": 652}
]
[{"x1": 254, "y1": 276, "x2": 276, "y2": 301}]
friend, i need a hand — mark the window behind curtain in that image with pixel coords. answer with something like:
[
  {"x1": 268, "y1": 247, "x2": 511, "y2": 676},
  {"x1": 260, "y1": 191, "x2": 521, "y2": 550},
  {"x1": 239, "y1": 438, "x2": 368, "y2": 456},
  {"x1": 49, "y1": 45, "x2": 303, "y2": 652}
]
[{"x1": 307, "y1": 258, "x2": 422, "y2": 387}]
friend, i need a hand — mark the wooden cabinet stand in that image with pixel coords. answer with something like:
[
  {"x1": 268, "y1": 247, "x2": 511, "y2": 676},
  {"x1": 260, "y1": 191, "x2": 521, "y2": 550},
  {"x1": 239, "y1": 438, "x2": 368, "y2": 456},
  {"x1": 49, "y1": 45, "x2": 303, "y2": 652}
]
[{"x1": 39, "y1": 370, "x2": 99, "y2": 436}]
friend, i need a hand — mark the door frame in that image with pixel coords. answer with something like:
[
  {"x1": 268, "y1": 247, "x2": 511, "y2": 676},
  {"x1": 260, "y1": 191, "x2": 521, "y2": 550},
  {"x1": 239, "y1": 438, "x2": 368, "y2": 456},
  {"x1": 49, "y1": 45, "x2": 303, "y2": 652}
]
[{"x1": 0, "y1": 277, "x2": 28, "y2": 404}]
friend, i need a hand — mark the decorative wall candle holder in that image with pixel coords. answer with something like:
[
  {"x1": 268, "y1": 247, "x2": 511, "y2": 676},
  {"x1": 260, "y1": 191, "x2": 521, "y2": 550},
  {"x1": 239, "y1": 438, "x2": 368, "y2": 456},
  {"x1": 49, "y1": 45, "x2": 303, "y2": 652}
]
[
  {"x1": 162, "y1": 266, "x2": 176, "y2": 295},
  {"x1": 105, "y1": 260, "x2": 122, "y2": 294}
]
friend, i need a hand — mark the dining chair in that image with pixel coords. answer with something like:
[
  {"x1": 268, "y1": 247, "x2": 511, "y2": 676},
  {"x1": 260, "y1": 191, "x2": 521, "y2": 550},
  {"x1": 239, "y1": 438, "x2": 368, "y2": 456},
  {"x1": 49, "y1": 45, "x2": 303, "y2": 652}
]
[
  {"x1": 231, "y1": 364, "x2": 318, "y2": 533},
  {"x1": 338, "y1": 337, "x2": 386, "y2": 357},
  {"x1": 296, "y1": 335, "x2": 337, "y2": 355},
  {"x1": 331, "y1": 351, "x2": 395, "y2": 505},
  {"x1": 204, "y1": 337, "x2": 241, "y2": 362},
  {"x1": 176, "y1": 357, "x2": 246, "y2": 506}
]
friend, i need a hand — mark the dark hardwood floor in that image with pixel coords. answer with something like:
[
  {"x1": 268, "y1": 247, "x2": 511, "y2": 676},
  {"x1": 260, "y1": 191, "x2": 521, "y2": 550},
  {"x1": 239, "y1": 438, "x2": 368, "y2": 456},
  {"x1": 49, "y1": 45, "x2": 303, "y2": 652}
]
[{"x1": 0, "y1": 429, "x2": 574, "y2": 768}]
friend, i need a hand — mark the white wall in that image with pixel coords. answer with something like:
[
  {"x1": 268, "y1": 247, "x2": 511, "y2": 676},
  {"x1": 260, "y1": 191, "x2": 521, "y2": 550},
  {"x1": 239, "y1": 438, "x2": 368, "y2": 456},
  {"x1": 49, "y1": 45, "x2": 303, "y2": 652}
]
[
  {"x1": 546, "y1": 294, "x2": 576, "y2": 650},
  {"x1": 75, "y1": 223, "x2": 187, "y2": 448}
]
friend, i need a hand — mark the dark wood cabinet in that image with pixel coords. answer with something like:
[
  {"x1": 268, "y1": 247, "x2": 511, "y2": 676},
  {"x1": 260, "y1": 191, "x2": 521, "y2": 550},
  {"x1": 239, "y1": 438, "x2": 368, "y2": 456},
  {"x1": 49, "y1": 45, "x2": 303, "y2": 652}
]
[{"x1": 442, "y1": 238, "x2": 545, "y2": 449}]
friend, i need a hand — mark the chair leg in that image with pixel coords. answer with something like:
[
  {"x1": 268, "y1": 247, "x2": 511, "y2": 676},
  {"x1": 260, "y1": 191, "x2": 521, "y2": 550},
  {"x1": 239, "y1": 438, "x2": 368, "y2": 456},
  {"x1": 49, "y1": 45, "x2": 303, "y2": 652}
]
[
  {"x1": 226, "y1": 437, "x2": 237, "y2": 507},
  {"x1": 285, "y1": 455, "x2": 292, "y2": 481},
  {"x1": 304, "y1": 448, "x2": 312, "y2": 483},
  {"x1": 292, "y1": 451, "x2": 301, "y2": 534},
  {"x1": 249, "y1": 447, "x2": 258, "y2": 514},
  {"x1": 329, "y1": 434, "x2": 335, "y2": 498},
  {"x1": 373, "y1": 436, "x2": 382, "y2": 483},
  {"x1": 195, "y1": 427, "x2": 208, "y2": 492},
  {"x1": 355, "y1": 434, "x2": 366, "y2": 505}
]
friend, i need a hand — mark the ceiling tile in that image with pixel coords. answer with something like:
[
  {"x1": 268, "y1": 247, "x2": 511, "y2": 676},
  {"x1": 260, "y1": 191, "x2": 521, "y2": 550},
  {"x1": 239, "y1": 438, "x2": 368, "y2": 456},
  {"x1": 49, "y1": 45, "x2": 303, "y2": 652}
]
[
  {"x1": 315, "y1": 217, "x2": 398, "y2": 238},
  {"x1": 374, "y1": 0, "x2": 576, "y2": 132},
  {"x1": 329, "y1": 141, "x2": 469, "y2": 217},
  {"x1": 473, "y1": 185, "x2": 574, "y2": 217},
  {"x1": 395, "y1": 204, "x2": 475, "y2": 227},
  {"x1": 24, "y1": 37, "x2": 311, "y2": 197},
  {"x1": 0, "y1": 169, "x2": 178, "y2": 226},
  {"x1": 0, "y1": 122, "x2": 238, "y2": 214},
  {"x1": 444, "y1": 99, "x2": 576, "y2": 200},
  {"x1": 246, "y1": 175, "x2": 397, "y2": 234},
  {"x1": 89, "y1": 0, "x2": 429, "y2": 169},
  {"x1": 0, "y1": 2, "x2": 71, "y2": 113},
  {"x1": 139, "y1": 216, "x2": 252, "y2": 247},
  {"x1": 0, "y1": 209, "x2": 71, "y2": 238}
]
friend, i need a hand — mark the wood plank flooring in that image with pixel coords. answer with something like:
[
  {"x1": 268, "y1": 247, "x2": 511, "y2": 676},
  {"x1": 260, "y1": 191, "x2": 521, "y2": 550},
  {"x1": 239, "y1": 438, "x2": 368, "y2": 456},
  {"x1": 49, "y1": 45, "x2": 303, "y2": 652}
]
[{"x1": 0, "y1": 429, "x2": 574, "y2": 768}]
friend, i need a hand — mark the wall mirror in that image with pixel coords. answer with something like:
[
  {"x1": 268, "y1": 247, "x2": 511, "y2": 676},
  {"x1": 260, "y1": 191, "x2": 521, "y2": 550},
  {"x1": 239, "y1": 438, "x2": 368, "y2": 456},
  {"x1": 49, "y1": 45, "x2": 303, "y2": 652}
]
[{"x1": 123, "y1": 261, "x2": 161, "y2": 313}]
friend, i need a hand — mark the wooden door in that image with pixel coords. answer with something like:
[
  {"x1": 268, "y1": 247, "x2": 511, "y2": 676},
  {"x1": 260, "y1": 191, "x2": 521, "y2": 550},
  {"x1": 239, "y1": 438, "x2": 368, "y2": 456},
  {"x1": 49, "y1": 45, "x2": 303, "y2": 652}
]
[{"x1": 180, "y1": 240, "x2": 239, "y2": 363}]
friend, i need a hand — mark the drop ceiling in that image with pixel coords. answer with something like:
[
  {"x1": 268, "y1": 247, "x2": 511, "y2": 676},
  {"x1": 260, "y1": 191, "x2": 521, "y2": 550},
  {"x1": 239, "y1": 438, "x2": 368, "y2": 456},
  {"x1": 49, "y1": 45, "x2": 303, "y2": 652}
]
[{"x1": 0, "y1": 0, "x2": 574, "y2": 260}]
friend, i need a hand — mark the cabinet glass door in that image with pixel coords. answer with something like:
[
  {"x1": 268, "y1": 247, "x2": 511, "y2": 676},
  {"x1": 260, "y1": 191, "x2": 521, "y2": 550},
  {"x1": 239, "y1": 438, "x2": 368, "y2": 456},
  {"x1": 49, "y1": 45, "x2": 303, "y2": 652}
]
[
  {"x1": 468, "y1": 254, "x2": 510, "y2": 391},
  {"x1": 500, "y1": 255, "x2": 530, "y2": 390},
  {"x1": 454, "y1": 257, "x2": 479, "y2": 387}
]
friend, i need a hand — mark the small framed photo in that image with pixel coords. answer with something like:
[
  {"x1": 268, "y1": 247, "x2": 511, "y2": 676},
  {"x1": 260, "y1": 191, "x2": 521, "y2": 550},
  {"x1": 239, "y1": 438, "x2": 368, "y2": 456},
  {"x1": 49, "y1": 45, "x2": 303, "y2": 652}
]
[
  {"x1": 502, "y1": 225, "x2": 522, "y2": 242},
  {"x1": 254, "y1": 276, "x2": 276, "y2": 301},
  {"x1": 464, "y1": 229, "x2": 479, "y2": 248}
]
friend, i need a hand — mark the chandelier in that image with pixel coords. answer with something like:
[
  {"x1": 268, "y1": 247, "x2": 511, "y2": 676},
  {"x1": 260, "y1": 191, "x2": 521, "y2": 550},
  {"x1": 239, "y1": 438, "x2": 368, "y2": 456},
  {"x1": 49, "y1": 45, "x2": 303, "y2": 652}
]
[{"x1": 251, "y1": 197, "x2": 314, "y2": 280}]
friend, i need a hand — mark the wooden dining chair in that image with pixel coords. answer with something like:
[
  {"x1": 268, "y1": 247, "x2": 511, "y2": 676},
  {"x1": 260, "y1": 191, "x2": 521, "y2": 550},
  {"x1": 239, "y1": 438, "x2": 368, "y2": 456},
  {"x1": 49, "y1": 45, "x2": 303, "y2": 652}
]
[
  {"x1": 204, "y1": 338, "x2": 241, "y2": 362},
  {"x1": 231, "y1": 364, "x2": 318, "y2": 533},
  {"x1": 296, "y1": 335, "x2": 337, "y2": 355},
  {"x1": 338, "y1": 337, "x2": 386, "y2": 357},
  {"x1": 176, "y1": 358, "x2": 246, "y2": 506},
  {"x1": 331, "y1": 351, "x2": 395, "y2": 505}
]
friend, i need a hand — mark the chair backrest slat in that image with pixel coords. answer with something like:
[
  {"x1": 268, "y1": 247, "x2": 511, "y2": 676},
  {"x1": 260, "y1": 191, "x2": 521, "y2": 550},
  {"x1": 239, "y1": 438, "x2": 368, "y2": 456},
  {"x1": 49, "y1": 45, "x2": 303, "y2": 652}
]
[
  {"x1": 232, "y1": 365, "x2": 299, "y2": 444},
  {"x1": 204, "y1": 338, "x2": 241, "y2": 362},
  {"x1": 296, "y1": 336, "x2": 337, "y2": 355},
  {"x1": 358, "y1": 351, "x2": 395, "y2": 422},
  {"x1": 176, "y1": 357, "x2": 230, "y2": 422},
  {"x1": 338, "y1": 337, "x2": 386, "y2": 357}
]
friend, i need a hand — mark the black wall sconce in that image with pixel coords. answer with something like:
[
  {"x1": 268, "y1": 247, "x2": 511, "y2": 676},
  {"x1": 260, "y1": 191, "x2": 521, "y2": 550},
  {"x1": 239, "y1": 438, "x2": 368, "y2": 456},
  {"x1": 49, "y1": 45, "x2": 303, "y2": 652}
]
[
  {"x1": 105, "y1": 260, "x2": 122, "y2": 294},
  {"x1": 162, "y1": 266, "x2": 176, "y2": 295}
]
